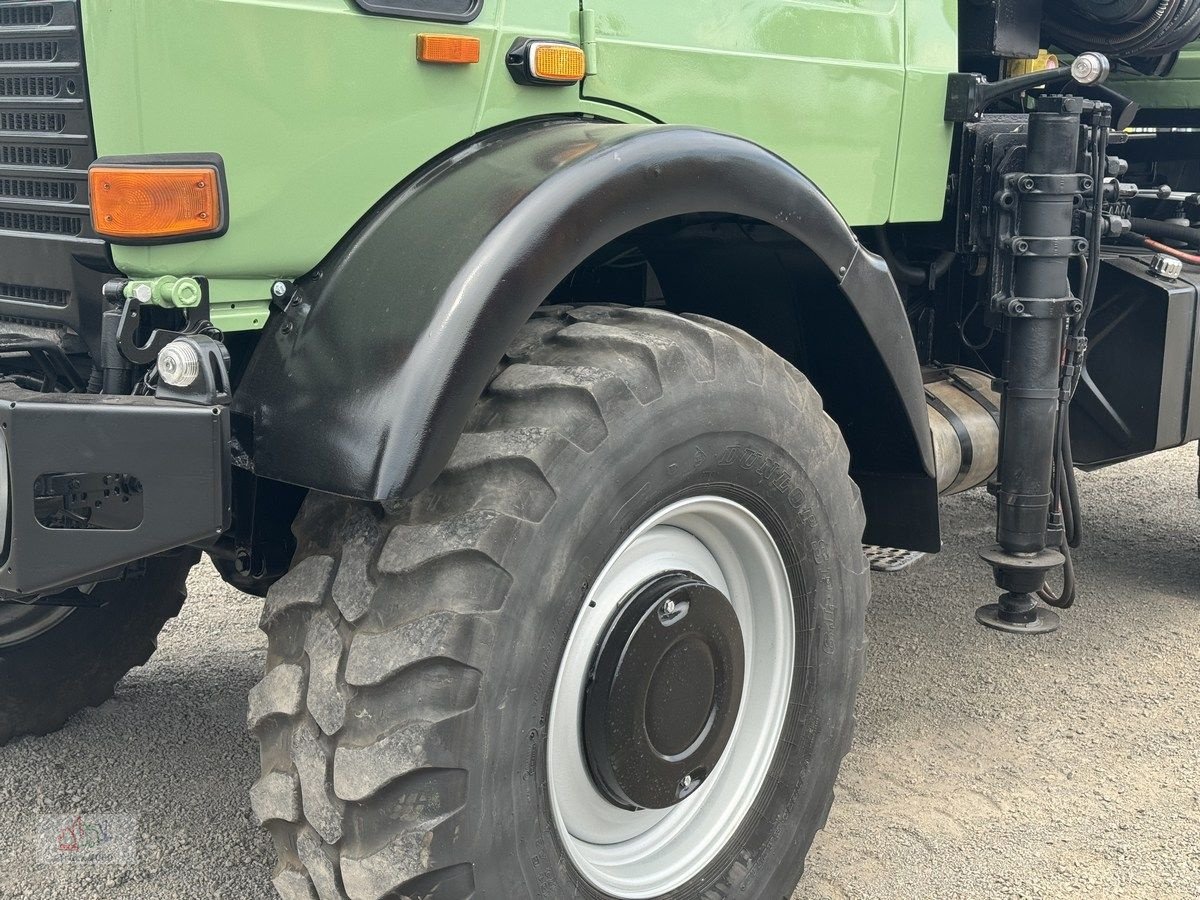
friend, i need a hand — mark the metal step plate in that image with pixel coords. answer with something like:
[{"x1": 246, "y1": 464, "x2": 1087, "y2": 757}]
[{"x1": 863, "y1": 544, "x2": 928, "y2": 575}]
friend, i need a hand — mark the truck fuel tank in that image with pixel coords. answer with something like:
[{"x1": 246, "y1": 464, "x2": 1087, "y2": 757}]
[{"x1": 925, "y1": 367, "x2": 1001, "y2": 496}]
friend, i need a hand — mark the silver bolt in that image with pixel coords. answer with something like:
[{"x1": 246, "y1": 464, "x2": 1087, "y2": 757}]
[
  {"x1": 682, "y1": 774, "x2": 693, "y2": 789},
  {"x1": 1071, "y1": 52, "x2": 1110, "y2": 86},
  {"x1": 663, "y1": 599, "x2": 677, "y2": 615},
  {"x1": 271, "y1": 280, "x2": 289, "y2": 298}
]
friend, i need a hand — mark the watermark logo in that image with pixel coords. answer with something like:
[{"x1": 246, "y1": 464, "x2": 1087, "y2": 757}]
[{"x1": 37, "y1": 812, "x2": 138, "y2": 865}]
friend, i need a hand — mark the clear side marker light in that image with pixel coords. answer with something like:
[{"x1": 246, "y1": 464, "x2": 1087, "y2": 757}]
[{"x1": 158, "y1": 340, "x2": 201, "y2": 388}]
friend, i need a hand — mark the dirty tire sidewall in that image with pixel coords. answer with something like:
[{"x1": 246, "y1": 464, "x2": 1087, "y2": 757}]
[{"x1": 0, "y1": 552, "x2": 198, "y2": 746}]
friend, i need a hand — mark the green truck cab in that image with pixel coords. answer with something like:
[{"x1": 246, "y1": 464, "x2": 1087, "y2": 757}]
[{"x1": 2, "y1": 2, "x2": 1200, "y2": 897}]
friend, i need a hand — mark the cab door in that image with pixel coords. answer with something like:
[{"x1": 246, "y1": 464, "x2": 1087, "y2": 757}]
[{"x1": 580, "y1": 0, "x2": 906, "y2": 226}]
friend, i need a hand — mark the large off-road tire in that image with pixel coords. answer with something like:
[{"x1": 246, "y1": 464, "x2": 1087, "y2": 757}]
[
  {"x1": 250, "y1": 305, "x2": 868, "y2": 900},
  {"x1": 0, "y1": 551, "x2": 198, "y2": 746}
]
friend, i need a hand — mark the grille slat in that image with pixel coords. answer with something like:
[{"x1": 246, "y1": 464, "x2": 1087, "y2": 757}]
[
  {"x1": 0, "y1": 208, "x2": 81, "y2": 234},
  {"x1": 0, "y1": 41, "x2": 57, "y2": 62},
  {"x1": 0, "y1": 281, "x2": 68, "y2": 306},
  {"x1": 0, "y1": 6, "x2": 52, "y2": 27},
  {"x1": 0, "y1": 143, "x2": 68, "y2": 166},
  {"x1": 0, "y1": 74, "x2": 59, "y2": 96},
  {"x1": 0, "y1": 175, "x2": 72, "y2": 199},
  {"x1": 0, "y1": 110, "x2": 64, "y2": 131}
]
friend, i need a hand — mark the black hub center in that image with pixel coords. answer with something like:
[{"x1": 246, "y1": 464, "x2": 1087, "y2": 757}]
[{"x1": 583, "y1": 571, "x2": 745, "y2": 811}]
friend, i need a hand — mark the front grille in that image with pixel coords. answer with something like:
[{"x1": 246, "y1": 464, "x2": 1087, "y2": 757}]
[
  {"x1": 0, "y1": 0, "x2": 95, "y2": 234},
  {"x1": 0, "y1": 0, "x2": 103, "y2": 341}
]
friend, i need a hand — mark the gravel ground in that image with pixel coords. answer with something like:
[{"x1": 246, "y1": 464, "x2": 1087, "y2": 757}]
[{"x1": 1, "y1": 446, "x2": 1197, "y2": 899}]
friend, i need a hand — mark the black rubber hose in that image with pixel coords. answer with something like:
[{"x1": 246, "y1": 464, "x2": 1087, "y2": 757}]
[
  {"x1": 928, "y1": 251, "x2": 956, "y2": 290},
  {"x1": 1046, "y1": 0, "x2": 1200, "y2": 58},
  {"x1": 875, "y1": 227, "x2": 926, "y2": 287},
  {"x1": 1039, "y1": 123, "x2": 1104, "y2": 606},
  {"x1": 1061, "y1": 412, "x2": 1083, "y2": 548},
  {"x1": 1128, "y1": 216, "x2": 1200, "y2": 247},
  {"x1": 1039, "y1": 535, "x2": 1077, "y2": 609}
]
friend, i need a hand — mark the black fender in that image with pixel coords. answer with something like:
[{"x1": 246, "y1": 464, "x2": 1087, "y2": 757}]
[{"x1": 233, "y1": 120, "x2": 940, "y2": 550}]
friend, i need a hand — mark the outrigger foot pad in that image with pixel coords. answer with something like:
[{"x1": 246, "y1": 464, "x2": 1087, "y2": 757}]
[
  {"x1": 976, "y1": 546, "x2": 1066, "y2": 635},
  {"x1": 975, "y1": 592, "x2": 1061, "y2": 634}
]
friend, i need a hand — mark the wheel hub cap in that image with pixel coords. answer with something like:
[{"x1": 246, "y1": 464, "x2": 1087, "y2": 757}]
[{"x1": 583, "y1": 571, "x2": 745, "y2": 811}]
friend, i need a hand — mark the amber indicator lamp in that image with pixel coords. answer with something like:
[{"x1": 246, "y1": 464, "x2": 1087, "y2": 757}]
[
  {"x1": 506, "y1": 38, "x2": 586, "y2": 85},
  {"x1": 417, "y1": 33, "x2": 482, "y2": 64},
  {"x1": 90, "y1": 162, "x2": 224, "y2": 243}
]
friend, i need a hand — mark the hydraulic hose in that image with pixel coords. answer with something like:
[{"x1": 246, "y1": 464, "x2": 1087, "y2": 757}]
[
  {"x1": 1061, "y1": 412, "x2": 1083, "y2": 548},
  {"x1": 1128, "y1": 216, "x2": 1200, "y2": 247},
  {"x1": 875, "y1": 227, "x2": 926, "y2": 287},
  {"x1": 1045, "y1": 0, "x2": 1200, "y2": 60},
  {"x1": 1039, "y1": 120, "x2": 1109, "y2": 610}
]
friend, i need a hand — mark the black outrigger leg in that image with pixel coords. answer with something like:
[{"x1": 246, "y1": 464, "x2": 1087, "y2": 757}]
[{"x1": 977, "y1": 96, "x2": 1089, "y2": 635}]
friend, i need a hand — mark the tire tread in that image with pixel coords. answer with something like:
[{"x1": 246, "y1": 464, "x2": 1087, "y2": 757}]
[{"x1": 252, "y1": 304, "x2": 867, "y2": 899}]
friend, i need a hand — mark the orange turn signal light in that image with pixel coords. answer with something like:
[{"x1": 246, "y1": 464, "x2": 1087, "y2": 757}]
[
  {"x1": 531, "y1": 42, "x2": 586, "y2": 82},
  {"x1": 89, "y1": 161, "x2": 224, "y2": 243},
  {"x1": 507, "y1": 38, "x2": 587, "y2": 86},
  {"x1": 417, "y1": 33, "x2": 481, "y2": 65}
]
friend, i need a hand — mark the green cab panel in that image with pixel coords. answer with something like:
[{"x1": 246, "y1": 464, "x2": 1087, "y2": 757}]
[
  {"x1": 580, "y1": 0, "x2": 955, "y2": 226},
  {"x1": 81, "y1": 0, "x2": 637, "y2": 289},
  {"x1": 81, "y1": 0, "x2": 956, "y2": 296}
]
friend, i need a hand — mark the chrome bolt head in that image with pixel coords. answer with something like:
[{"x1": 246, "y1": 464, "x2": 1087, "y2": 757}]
[{"x1": 1071, "y1": 52, "x2": 1110, "y2": 86}]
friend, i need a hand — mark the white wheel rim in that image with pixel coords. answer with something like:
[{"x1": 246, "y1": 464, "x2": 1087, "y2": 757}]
[{"x1": 547, "y1": 495, "x2": 795, "y2": 898}]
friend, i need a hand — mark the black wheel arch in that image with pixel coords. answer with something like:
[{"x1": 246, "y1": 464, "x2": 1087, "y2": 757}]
[{"x1": 232, "y1": 118, "x2": 940, "y2": 551}]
